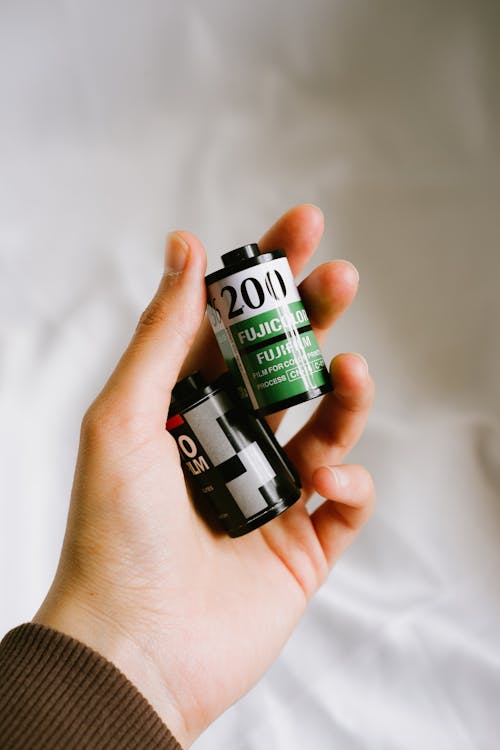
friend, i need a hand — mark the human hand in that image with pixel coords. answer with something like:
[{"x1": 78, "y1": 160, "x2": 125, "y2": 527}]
[{"x1": 34, "y1": 205, "x2": 375, "y2": 748}]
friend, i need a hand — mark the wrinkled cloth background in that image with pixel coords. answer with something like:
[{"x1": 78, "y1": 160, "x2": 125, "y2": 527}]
[{"x1": 1, "y1": 1, "x2": 499, "y2": 748}]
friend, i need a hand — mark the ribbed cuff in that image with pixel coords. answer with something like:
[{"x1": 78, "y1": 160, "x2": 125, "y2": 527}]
[{"x1": 0, "y1": 623, "x2": 182, "y2": 750}]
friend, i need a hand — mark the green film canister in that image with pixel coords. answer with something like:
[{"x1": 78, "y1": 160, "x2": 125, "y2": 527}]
[{"x1": 205, "y1": 244, "x2": 332, "y2": 416}]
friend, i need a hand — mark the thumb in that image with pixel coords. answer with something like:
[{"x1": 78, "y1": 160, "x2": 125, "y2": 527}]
[{"x1": 103, "y1": 231, "x2": 207, "y2": 418}]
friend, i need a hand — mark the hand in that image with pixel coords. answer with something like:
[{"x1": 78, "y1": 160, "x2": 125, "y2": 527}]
[{"x1": 34, "y1": 205, "x2": 375, "y2": 748}]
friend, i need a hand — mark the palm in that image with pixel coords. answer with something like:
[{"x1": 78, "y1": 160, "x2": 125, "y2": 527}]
[{"x1": 84, "y1": 421, "x2": 347, "y2": 736}]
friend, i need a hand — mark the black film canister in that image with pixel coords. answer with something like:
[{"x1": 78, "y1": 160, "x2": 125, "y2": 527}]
[{"x1": 166, "y1": 372, "x2": 301, "y2": 537}]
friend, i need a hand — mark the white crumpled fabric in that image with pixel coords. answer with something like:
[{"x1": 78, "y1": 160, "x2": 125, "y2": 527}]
[{"x1": 1, "y1": 2, "x2": 499, "y2": 748}]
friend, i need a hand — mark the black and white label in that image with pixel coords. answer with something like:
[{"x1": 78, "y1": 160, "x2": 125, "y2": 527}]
[{"x1": 206, "y1": 256, "x2": 300, "y2": 333}]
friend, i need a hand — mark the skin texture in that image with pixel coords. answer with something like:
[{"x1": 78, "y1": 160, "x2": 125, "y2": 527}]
[{"x1": 34, "y1": 205, "x2": 375, "y2": 748}]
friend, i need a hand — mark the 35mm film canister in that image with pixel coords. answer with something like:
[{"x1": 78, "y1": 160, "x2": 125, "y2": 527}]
[
  {"x1": 205, "y1": 243, "x2": 332, "y2": 416},
  {"x1": 166, "y1": 372, "x2": 301, "y2": 537}
]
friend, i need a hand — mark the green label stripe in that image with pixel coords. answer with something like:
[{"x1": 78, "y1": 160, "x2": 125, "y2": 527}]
[
  {"x1": 220, "y1": 301, "x2": 330, "y2": 410},
  {"x1": 238, "y1": 332, "x2": 330, "y2": 409}
]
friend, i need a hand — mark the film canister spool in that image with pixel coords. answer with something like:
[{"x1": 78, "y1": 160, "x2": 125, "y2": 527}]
[
  {"x1": 205, "y1": 243, "x2": 333, "y2": 416},
  {"x1": 166, "y1": 371, "x2": 301, "y2": 537}
]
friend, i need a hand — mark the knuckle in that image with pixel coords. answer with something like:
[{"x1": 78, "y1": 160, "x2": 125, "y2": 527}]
[
  {"x1": 80, "y1": 399, "x2": 112, "y2": 440},
  {"x1": 80, "y1": 405, "x2": 104, "y2": 446},
  {"x1": 80, "y1": 397, "x2": 127, "y2": 444},
  {"x1": 81, "y1": 393, "x2": 151, "y2": 447}
]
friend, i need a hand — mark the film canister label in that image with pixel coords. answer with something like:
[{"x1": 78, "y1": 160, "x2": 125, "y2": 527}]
[{"x1": 207, "y1": 255, "x2": 331, "y2": 414}]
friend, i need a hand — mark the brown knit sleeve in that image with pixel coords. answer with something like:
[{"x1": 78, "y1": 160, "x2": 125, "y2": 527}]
[{"x1": 0, "y1": 623, "x2": 183, "y2": 750}]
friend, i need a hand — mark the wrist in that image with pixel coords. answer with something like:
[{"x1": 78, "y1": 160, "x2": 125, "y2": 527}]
[{"x1": 33, "y1": 590, "x2": 191, "y2": 747}]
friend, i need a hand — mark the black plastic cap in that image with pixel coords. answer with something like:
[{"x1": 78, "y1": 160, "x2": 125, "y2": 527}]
[
  {"x1": 172, "y1": 371, "x2": 207, "y2": 403},
  {"x1": 221, "y1": 243, "x2": 260, "y2": 267}
]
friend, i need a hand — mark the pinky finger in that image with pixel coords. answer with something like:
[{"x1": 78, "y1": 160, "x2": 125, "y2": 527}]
[{"x1": 310, "y1": 464, "x2": 375, "y2": 568}]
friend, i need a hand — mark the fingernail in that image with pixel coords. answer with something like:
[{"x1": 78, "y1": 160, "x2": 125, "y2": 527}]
[
  {"x1": 303, "y1": 203, "x2": 324, "y2": 217},
  {"x1": 165, "y1": 232, "x2": 189, "y2": 273},
  {"x1": 337, "y1": 259, "x2": 359, "y2": 283},
  {"x1": 327, "y1": 466, "x2": 350, "y2": 489},
  {"x1": 350, "y1": 352, "x2": 369, "y2": 376}
]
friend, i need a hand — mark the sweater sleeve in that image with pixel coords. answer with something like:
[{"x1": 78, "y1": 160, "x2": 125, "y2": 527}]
[{"x1": 0, "y1": 623, "x2": 183, "y2": 750}]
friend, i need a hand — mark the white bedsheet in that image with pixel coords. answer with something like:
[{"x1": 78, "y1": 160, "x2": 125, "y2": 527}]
[{"x1": 1, "y1": 2, "x2": 499, "y2": 747}]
